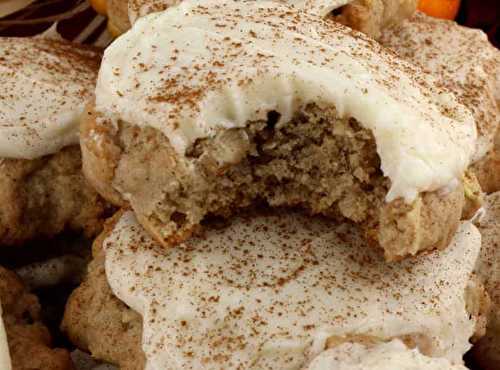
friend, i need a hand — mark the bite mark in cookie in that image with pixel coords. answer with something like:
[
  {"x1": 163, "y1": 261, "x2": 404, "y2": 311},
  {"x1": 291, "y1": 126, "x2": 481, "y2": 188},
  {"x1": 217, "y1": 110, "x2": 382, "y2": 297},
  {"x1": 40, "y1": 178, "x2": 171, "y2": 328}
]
[{"x1": 84, "y1": 0, "x2": 476, "y2": 259}]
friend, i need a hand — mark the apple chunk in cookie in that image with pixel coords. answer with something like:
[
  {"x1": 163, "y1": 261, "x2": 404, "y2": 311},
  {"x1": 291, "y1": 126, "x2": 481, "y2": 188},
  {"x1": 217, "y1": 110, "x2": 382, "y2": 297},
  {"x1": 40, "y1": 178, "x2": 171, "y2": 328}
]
[
  {"x1": 83, "y1": 0, "x2": 476, "y2": 260},
  {"x1": 0, "y1": 37, "x2": 110, "y2": 246},
  {"x1": 63, "y1": 208, "x2": 486, "y2": 370}
]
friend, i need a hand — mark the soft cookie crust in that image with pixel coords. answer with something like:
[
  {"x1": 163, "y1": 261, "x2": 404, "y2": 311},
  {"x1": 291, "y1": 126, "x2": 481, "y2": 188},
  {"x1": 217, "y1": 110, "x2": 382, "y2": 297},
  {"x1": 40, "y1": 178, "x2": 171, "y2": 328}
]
[{"x1": 61, "y1": 213, "x2": 145, "y2": 370}]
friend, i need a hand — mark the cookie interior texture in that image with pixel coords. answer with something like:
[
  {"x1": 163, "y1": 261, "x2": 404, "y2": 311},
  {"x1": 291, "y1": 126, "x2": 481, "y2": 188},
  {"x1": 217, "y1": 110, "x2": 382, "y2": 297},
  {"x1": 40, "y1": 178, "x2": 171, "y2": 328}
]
[{"x1": 83, "y1": 102, "x2": 466, "y2": 261}]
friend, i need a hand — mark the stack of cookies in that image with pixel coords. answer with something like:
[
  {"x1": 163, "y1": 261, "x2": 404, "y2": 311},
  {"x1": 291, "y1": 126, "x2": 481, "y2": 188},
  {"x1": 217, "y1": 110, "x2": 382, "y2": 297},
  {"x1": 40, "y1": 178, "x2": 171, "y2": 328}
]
[{"x1": 0, "y1": 0, "x2": 499, "y2": 369}]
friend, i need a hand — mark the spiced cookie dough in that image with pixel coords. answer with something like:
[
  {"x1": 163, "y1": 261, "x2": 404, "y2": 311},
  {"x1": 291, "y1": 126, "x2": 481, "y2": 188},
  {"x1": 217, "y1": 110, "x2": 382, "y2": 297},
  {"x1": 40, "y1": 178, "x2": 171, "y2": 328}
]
[
  {"x1": 0, "y1": 37, "x2": 110, "y2": 246},
  {"x1": 63, "y1": 209, "x2": 486, "y2": 369},
  {"x1": 473, "y1": 192, "x2": 500, "y2": 370},
  {"x1": 84, "y1": 0, "x2": 476, "y2": 260},
  {"x1": 380, "y1": 12, "x2": 500, "y2": 193},
  {"x1": 0, "y1": 266, "x2": 74, "y2": 370}
]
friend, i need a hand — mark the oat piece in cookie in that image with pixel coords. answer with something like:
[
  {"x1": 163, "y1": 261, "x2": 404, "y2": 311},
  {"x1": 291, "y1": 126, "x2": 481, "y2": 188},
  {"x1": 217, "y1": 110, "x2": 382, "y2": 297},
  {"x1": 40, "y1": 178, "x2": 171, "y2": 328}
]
[
  {"x1": 63, "y1": 209, "x2": 486, "y2": 369},
  {"x1": 307, "y1": 340, "x2": 468, "y2": 370},
  {"x1": 62, "y1": 218, "x2": 145, "y2": 370},
  {"x1": 473, "y1": 192, "x2": 500, "y2": 370},
  {"x1": 85, "y1": 0, "x2": 477, "y2": 260},
  {"x1": 0, "y1": 266, "x2": 74, "y2": 370},
  {"x1": 0, "y1": 37, "x2": 110, "y2": 246},
  {"x1": 380, "y1": 12, "x2": 500, "y2": 193}
]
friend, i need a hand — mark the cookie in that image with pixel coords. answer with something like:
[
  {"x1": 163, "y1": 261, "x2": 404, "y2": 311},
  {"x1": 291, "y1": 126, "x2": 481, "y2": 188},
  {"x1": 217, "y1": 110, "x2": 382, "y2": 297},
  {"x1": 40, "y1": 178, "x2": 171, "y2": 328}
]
[
  {"x1": 473, "y1": 192, "x2": 500, "y2": 370},
  {"x1": 63, "y1": 209, "x2": 486, "y2": 369},
  {"x1": 380, "y1": 12, "x2": 500, "y2": 193},
  {"x1": 0, "y1": 37, "x2": 110, "y2": 246},
  {"x1": 83, "y1": 0, "x2": 477, "y2": 260},
  {"x1": 0, "y1": 266, "x2": 74, "y2": 370}
]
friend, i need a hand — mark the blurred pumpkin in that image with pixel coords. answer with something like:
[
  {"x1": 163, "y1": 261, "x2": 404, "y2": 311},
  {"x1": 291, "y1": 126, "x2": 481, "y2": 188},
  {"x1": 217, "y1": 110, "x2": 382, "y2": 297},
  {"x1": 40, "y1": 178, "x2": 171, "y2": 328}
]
[{"x1": 418, "y1": 0, "x2": 460, "y2": 20}]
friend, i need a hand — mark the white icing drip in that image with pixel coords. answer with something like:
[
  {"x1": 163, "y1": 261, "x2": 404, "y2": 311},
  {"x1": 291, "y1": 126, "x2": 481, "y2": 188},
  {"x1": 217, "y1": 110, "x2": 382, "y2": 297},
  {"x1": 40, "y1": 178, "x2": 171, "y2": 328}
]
[
  {"x1": 0, "y1": 38, "x2": 100, "y2": 159},
  {"x1": 95, "y1": 0, "x2": 476, "y2": 203},
  {"x1": 104, "y1": 210, "x2": 481, "y2": 370},
  {"x1": 307, "y1": 340, "x2": 468, "y2": 370}
]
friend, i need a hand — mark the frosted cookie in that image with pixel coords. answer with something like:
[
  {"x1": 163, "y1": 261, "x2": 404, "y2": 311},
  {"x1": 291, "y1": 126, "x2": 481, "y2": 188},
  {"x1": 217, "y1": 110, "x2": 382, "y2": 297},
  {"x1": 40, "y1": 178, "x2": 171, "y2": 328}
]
[
  {"x1": 473, "y1": 192, "x2": 500, "y2": 370},
  {"x1": 307, "y1": 339, "x2": 468, "y2": 370},
  {"x1": 0, "y1": 37, "x2": 110, "y2": 246},
  {"x1": 83, "y1": 0, "x2": 476, "y2": 260},
  {"x1": 0, "y1": 266, "x2": 74, "y2": 370},
  {"x1": 63, "y1": 209, "x2": 486, "y2": 369},
  {"x1": 380, "y1": 12, "x2": 500, "y2": 193}
]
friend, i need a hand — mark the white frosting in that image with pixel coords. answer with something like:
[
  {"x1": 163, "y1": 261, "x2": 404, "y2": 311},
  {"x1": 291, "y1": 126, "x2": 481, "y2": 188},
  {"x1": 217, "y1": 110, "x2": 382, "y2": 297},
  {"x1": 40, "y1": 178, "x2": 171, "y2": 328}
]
[
  {"x1": 0, "y1": 300, "x2": 12, "y2": 370},
  {"x1": 96, "y1": 0, "x2": 476, "y2": 203},
  {"x1": 104, "y1": 210, "x2": 480, "y2": 370},
  {"x1": 381, "y1": 12, "x2": 500, "y2": 162},
  {"x1": 0, "y1": 37, "x2": 101, "y2": 159},
  {"x1": 307, "y1": 340, "x2": 468, "y2": 370}
]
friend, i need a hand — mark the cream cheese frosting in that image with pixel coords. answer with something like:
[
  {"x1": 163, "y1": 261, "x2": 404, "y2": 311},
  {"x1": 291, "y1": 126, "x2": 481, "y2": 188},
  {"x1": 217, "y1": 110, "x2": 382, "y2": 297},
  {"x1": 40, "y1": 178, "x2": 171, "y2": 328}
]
[
  {"x1": 103, "y1": 210, "x2": 481, "y2": 370},
  {"x1": 381, "y1": 12, "x2": 500, "y2": 162},
  {"x1": 0, "y1": 37, "x2": 101, "y2": 160},
  {"x1": 307, "y1": 340, "x2": 468, "y2": 370},
  {"x1": 95, "y1": 0, "x2": 476, "y2": 203},
  {"x1": 0, "y1": 300, "x2": 12, "y2": 370}
]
